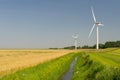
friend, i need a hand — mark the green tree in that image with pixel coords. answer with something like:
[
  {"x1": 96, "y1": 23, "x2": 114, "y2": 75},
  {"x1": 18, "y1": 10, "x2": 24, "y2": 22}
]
[
  {"x1": 115, "y1": 41, "x2": 120, "y2": 47},
  {"x1": 105, "y1": 41, "x2": 116, "y2": 48}
]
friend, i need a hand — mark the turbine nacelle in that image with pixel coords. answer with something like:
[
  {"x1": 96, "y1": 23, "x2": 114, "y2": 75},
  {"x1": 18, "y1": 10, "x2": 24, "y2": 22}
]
[
  {"x1": 95, "y1": 22, "x2": 104, "y2": 26},
  {"x1": 72, "y1": 36, "x2": 78, "y2": 39},
  {"x1": 72, "y1": 34, "x2": 78, "y2": 39}
]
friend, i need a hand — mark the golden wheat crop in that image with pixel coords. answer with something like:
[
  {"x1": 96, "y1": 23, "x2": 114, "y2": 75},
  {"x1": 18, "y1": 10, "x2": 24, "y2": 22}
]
[{"x1": 0, "y1": 49, "x2": 74, "y2": 76}]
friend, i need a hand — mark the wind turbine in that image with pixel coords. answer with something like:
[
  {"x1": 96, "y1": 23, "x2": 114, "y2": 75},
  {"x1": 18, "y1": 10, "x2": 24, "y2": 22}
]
[
  {"x1": 72, "y1": 34, "x2": 78, "y2": 50},
  {"x1": 89, "y1": 7, "x2": 104, "y2": 50}
]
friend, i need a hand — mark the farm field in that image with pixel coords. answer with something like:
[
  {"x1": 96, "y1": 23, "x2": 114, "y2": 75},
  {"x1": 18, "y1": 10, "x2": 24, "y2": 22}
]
[
  {"x1": 72, "y1": 48, "x2": 120, "y2": 80},
  {"x1": 0, "y1": 48, "x2": 120, "y2": 80},
  {"x1": 0, "y1": 51, "x2": 79, "y2": 80},
  {"x1": 0, "y1": 49, "x2": 74, "y2": 76}
]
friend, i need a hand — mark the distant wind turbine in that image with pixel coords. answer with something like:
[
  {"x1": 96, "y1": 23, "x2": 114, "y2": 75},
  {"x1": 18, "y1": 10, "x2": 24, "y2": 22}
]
[
  {"x1": 89, "y1": 6, "x2": 104, "y2": 50},
  {"x1": 72, "y1": 34, "x2": 78, "y2": 50}
]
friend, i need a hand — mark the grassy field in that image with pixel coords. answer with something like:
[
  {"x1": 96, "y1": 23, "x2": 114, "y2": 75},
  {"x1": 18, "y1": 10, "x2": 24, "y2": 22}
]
[
  {"x1": 0, "y1": 48, "x2": 120, "y2": 80},
  {"x1": 89, "y1": 48, "x2": 120, "y2": 66},
  {"x1": 0, "y1": 49, "x2": 74, "y2": 76},
  {"x1": 72, "y1": 48, "x2": 120, "y2": 80}
]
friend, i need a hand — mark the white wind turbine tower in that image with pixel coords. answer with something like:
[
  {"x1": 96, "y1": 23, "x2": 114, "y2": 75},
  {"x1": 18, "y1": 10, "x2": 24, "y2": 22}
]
[
  {"x1": 89, "y1": 7, "x2": 104, "y2": 50},
  {"x1": 72, "y1": 34, "x2": 78, "y2": 50}
]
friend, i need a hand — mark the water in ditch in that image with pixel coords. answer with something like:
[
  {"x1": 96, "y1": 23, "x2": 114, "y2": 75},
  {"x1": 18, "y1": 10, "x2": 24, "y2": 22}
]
[{"x1": 61, "y1": 57, "x2": 78, "y2": 80}]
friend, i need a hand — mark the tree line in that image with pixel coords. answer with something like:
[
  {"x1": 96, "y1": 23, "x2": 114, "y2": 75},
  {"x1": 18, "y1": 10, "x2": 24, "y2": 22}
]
[{"x1": 63, "y1": 40, "x2": 120, "y2": 49}]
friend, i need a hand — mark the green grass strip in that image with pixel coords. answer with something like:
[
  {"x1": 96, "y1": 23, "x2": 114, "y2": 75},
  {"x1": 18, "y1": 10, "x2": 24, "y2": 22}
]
[{"x1": 89, "y1": 53, "x2": 119, "y2": 66}]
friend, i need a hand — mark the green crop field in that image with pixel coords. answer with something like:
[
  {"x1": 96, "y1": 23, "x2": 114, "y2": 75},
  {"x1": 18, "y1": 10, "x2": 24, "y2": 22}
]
[
  {"x1": 72, "y1": 48, "x2": 120, "y2": 80},
  {"x1": 0, "y1": 48, "x2": 120, "y2": 80}
]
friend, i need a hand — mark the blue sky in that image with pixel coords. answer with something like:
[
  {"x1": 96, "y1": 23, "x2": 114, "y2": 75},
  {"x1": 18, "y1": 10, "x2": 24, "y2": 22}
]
[{"x1": 0, "y1": 0, "x2": 119, "y2": 48}]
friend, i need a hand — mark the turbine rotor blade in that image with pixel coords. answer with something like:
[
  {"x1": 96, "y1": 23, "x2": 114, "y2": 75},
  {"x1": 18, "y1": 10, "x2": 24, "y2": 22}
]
[
  {"x1": 89, "y1": 24, "x2": 95, "y2": 38},
  {"x1": 101, "y1": 24, "x2": 104, "y2": 26},
  {"x1": 91, "y1": 7, "x2": 96, "y2": 22}
]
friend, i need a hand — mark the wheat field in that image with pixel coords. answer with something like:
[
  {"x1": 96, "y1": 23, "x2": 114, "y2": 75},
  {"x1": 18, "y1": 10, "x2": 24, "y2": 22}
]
[{"x1": 0, "y1": 49, "x2": 74, "y2": 76}]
